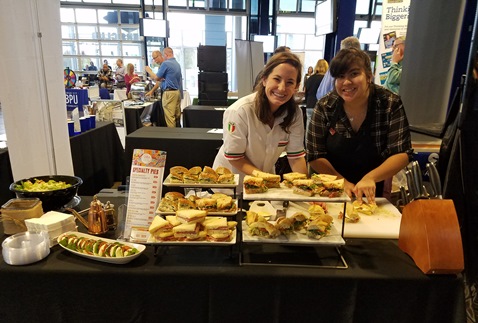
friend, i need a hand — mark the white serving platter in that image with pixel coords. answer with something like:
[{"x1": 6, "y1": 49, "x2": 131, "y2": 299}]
[
  {"x1": 328, "y1": 198, "x2": 402, "y2": 239},
  {"x1": 57, "y1": 231, "x2": 146, "y2": 264},
  {"x1": 146, "y1": 229, "x2": 237, "y2": 246},
  {"x1": 163, "y1": 174, "x2": 239, "y2": 188}
]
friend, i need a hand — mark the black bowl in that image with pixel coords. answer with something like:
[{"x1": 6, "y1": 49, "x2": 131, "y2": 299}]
[{"x1": 9, "y1": 175, "x2": 83, "y2": 212}]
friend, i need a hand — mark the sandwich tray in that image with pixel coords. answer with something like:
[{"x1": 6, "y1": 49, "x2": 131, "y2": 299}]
[
  {"x1": 57, "y1": 232, "x2": 146, "y2": 265},
  {"x1": 163, "y1": 174, "x2": 239, "y2": 188},
  {"x1": 146, "y1": 229, "x2": 237, "y2": 246},
  {"x1": 243, "y1": 185, "x2": 349, "y2": 202},
  {"x1": 155, "y1": 200, "x2": 239, "y2": 216},
  {"x1": 242, "y1": 221, "x2": 345, "y2": 246},
  {"x1": 328, "y1": 198, "x2": 402, "y2": 239}
]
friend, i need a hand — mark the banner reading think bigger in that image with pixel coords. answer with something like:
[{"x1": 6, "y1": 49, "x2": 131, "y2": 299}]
[{"x1": 374, "y1": 0, "x2": 412, "y2": 85}]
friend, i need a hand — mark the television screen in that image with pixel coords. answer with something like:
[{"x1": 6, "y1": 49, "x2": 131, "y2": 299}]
[
  {"x1": 358, "y1": 27, "x2": 381, "y2": 44},
  {"x1": 315, "y1": 0, "x2": 336, "y2": 36},
  {"x1": 253, "y1": 35, "x2": 276, "y2": 53},
  {"x1": 141, "y1": 19, "x2": 168, "y2": 38}
]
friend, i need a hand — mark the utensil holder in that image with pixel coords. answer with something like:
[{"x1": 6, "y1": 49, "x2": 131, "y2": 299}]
[{"x1": 398, "y1": 199, "x2": 464, "y2": 274}]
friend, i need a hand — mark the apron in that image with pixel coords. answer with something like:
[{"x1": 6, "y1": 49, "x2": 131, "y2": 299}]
[{"x1": 325, "y1": 108, "x2": 384, "y2": 196}]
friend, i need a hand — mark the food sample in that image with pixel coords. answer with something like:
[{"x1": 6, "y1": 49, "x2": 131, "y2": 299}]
[
  {"x1": 252, "y1": 170, "x2": 281, "y2": 188},
  {"x1": 282, "y1": 172, "x2": 308, "y2": 187},
  {"x1": 58, "y1": 234, "x2": 140, "y2": 257},
  {"x1": 243, "y1": 175, "x2": 268, "y2": 194},
  {"x1": 176, "y1": 209, "x2": 207, "y2": 224},
  {"x1": 14, "y1": 178, "x2": 72, "y2": 191}
]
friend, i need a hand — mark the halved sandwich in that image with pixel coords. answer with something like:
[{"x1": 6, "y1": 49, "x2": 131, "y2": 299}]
[
  {"x1": 245, "y1": 210, "x2": 267, "y2": 226},
  {"x1": 275, "y1": 217, "x2": 295, "y2": 236},
  {"x1": 173, "y1": 222, "x2": 201, "y2": 240},
  {"x1": 308, "y1": 204, "x2": 326, "y2": 218},
  {"x1": 165, "y1": 215, "x2": 182, "y2": 227},
  {"x1": 198, "y1": 171, "x2": 218, "y2": 184},
  {"x1": 205, "y1": 217, "x2": 233, "y2": 242},
  {"x1": 217, "y1": 173, "x2": 235, "y2": 184},
  {"x1": 248, "y1": 221, "x2": 280, "y2": 239},
  {"x1": 306, "y1": 215, "x2": 333, "y2": 240},
  {"x1": 164, "y1": 191, "x2": 184, "y2": 202},
  {"x1": 291, "y1": 212, "x2": 308, "y2": 232},
  {"x1": 203, "y1": 166, "x2": 218, "y2": 177},
  {"x1": 176, "y1": 209, "x2": 207, "y2": 224},
  {"x1": 311, "y1": 173, "x2": 337, "y2": 184},
  {"x1": 252, "y1": 170, "x2": 281, "y2": 188},
  {"x1": 352, "y1": 199, "x2": 377, "y2": 215},
  {"x1": 243, "y1": 175, "x2": 268, "y2": 194},
  {"x1": 292, "y1": 179, "x2": 317, "y2": 197},
  {"x1": 177, "y1": 197, "x2": 196, "y2": 210},
  {"x1": 282, "y1": 172, "x2": 308, "y2": 188},
  {"x1": 188, "y1": 166, "x2": 202, "y2": 176},
  {"x1": 319, "y1": 179, "x2": 344, "y2": 198},
  {"x1": 169, "y1": 166, "x2": 189, "y2": 183},
  {"x1": 148, "y1": 215, "x2": 176, "y2": 241},
  {"x1": 156, "y1": 198, "x2": 177, "y2": 213},
  {"x1": 170, "y1": 166, "x2": 189, "y2": 175},
  {"x1": 196, "y1": 198, "x2": 217, "y2": 212},
  {"x1": 183, "y1": 172, "x2": 199, "y2": 183},
  {"x1": 216, "y1": 196, "x2": 237, "y2": 213},
  {"x1": 338, "y1": 203, "x2": 361, "y2": 223},
  {"x1": 215, "y1": 166, "x2": 232, "y2": 176}
]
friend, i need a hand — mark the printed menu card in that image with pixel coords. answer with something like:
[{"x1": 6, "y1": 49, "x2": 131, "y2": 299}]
[{"x1": 124, "y1": 149, "x2": 166, "y2": 242}]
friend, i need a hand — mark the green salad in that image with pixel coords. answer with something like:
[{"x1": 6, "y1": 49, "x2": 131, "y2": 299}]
[{"x1": 15, "y1": 179, "x2": 72, "y2": 192}]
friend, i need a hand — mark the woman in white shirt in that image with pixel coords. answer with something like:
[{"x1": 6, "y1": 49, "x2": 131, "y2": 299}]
[{"x1": 213, "y1": 51, "x2": 308, "y2": 186}]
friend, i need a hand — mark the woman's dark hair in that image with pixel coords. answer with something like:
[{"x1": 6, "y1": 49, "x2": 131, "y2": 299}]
[
  {"x1": 254, "y1": 51, "x2": 302, "y2": 133},
  {"x1": 329, "y1": 48, "x2": 373, "y2": 81}
]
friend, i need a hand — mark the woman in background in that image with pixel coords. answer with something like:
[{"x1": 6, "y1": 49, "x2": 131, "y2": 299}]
[
  {"x1": 302, "y1": 66, "x2": 314, "y2": 92},
  {"x1": 125, "y1": 63, "x2": 140, "y2": 98},
  {"x1": 214, "y1": 51, "x2": 308, "y2": 186},
  {"x1": 305, "y1": 59, "x2": 329, "y2": 110}
]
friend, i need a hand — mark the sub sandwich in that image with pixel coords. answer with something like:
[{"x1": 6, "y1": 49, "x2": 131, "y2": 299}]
[{"x1": 243, "y1": 175, "x2": 268, "y2": 194}]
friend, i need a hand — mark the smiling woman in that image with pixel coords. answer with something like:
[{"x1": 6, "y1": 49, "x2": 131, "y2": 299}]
[
  {"x1": 306, "y1": 48, "x2": 412, "y2": 203},
  {"x1": 213, "y1": 51, "x2": 308, "y2": 189}
]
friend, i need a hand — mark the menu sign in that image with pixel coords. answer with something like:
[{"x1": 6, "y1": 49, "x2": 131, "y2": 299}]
[{"x1": 124, "y1": 149, "x2": 166, "y2": 242}]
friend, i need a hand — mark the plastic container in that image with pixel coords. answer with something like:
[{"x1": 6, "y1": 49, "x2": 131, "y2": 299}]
[
  {"x1": 0, "y1": 198, "x2": 43, "y2": 235},
  {"x1": 25, "y1": 211, "x2": 77, "y2": 247},
  {"x1": 2, "y1": 231, "x2": 50, "y2": 265}
]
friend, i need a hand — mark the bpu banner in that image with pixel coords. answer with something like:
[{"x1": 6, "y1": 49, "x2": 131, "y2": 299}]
[{"x1": 374, "y1": 0, "x2": 412, "y2": 85}]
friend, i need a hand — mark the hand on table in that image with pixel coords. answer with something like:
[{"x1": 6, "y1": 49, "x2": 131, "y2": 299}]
[{"x1": 352, "y1": 178, "x2": 376, "y2": 204}]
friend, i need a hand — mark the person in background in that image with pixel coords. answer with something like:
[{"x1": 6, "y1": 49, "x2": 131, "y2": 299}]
[
  {"x1": 144, "y1": 50, "x2": 163, "y2": 98},
  {"x1": 125, "y1": 63, "x2": 140, "y2": 97},
  {"x1": 145, "y1": 47, "x2": 183, "y2": 127},
  {"x1": 87, "y1": 61, "x2": 97, "y2": 84},
  {"x1": 306, "y1": 48, "x2": 412, "y2": 203},
  {"x1": 305, "y1": 59, "x2": 329, "y2": 110},
  {"x1": 302, "y1": 66, "x2": 314, "y2": 92},
  {"x1": 98, "y1": 63, "x2": 113, "y2": 89},
  {"x1": 114, "y1": 58, "x2": 126, "y2": 89},
  {"x1": 214, "y1": 51, "x2": 308, "y2": 187},
  {"x1": 316, "y1": 36, "x2": 361, "y2": 100},
  {"x1": 384, "y1": 36, "x2": 406, "y2": 95},
  {"x1": 103, "y1": 59, "x2": 112, "y2": 71}
]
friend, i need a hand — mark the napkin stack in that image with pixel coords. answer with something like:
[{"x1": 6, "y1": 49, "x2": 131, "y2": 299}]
[{"x1": 25, "y1": 211, "x2": 77, "y2": 247}]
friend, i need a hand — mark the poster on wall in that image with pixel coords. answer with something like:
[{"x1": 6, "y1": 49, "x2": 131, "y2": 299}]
[{"x1": 374, "y1": 0, "x2": 412, "y2": 85}]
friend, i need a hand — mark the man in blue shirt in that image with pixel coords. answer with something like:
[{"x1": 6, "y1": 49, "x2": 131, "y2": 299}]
[
  {"x1": 316, "y1": 36, "x2": 361, "y2": 100},
  {"x1": 146, "y1": 47, "x2": 183, "y2": 127}
]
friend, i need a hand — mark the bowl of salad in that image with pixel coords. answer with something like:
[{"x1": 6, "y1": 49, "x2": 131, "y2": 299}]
[{"x1": 10, "y1": 175, "x2": 83, "y2": 211}]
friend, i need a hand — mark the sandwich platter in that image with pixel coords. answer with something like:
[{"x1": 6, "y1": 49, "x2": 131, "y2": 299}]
[
  {"x1": 146, "y1": 228, "x2": 237, "y2": 246},
  {"x1": 57, "y1": 232, "x2": 146, "y2": 264},
  {"x1": 163, "y1": 174, "x2": 239, "y2": 188},
  {"x1": 156, "y1": 199, "x2": 239, "y2": 216},
  {"x1": 242, "y1": 221, "x2": 345, "y2": 246},
  {"x1": 243, "y1": 185, "x2": 349, "y2": 202}
]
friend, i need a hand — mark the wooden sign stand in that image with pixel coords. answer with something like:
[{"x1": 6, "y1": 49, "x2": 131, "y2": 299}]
[{"x1": 398, "y1": 199, "x2": 464, "y2": 274}]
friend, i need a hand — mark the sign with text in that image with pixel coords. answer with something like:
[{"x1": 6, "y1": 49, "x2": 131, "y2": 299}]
[
  {"x1": 124, "y1": 149, "x2": 167, "y2": 242},
  {"x1": 65, "y1": 88, "x2": 89, "y2": 117},
  {"x1": 374, "y1": 0, "x2": 411, "y2": 85}
]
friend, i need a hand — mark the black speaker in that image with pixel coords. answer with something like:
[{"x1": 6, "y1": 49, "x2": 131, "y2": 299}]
[
  {"x1": 198, "y1": 99, "x2": 228, "y2": 106},
  {"x1": 197, "y1": 45, "x2": 227, "y2": 72}
]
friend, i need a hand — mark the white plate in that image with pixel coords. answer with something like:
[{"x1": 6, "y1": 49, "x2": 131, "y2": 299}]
[
  {"x1": 146, "y1": 229, "x2": 237, "y2": 246},
  {"x1": 328, "y1": 198, "x2": 402, "y2": 239},
  {"x1": 243, "y1": 184, "x2": 349, "y2": 202},
  {"x1": 163, "y1": 174, "x2": 239, "y2": 188},
  {"x1": 57, "y1": 231, "x2": 146, "y2": 264},
  {"x1": 156, "y1": 199, "x2": 239, "y2": 216}
]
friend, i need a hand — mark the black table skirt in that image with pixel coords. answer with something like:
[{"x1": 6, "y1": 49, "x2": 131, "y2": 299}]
[
  {"x1": 183, "y1": 105, "x2": 226, "y2": 128},
  {"x1": 0, "y1": 195, "x2": 465, "y2": 323},
  {"x1": 0, "y1": 148, "x2": 14, "y2": 205},
  {"x1": 70, "y1": 121, "x2": 124, "y2": 196}
]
